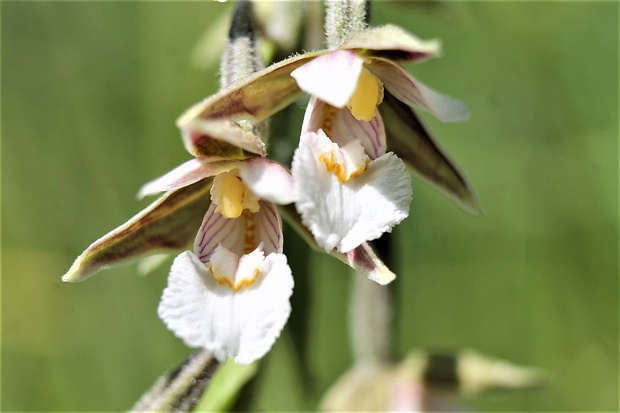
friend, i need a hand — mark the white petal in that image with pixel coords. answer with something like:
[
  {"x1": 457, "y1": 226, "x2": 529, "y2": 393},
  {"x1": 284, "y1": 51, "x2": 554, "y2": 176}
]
[
  {"x1": 367, "y1": 57, "x2": 470, "y2": 123},
  {"x1": 338, "y1": 153, "x2": 412, "y2": 252},
  {"x1": 301, "y1": 98, "x2": 386, "y2": 160},
  {"x1": 293, "y1": 131, "x2": 412, "y2": 253},
  {"x1": 157, "y1": 251, "x2": 294, "y2": 364},
  {"x1": 238, "y1": 158, "x2": 296, "y2": 204},
  {"x1": 291, "y1": 50, "x2": 364, "y2": 108},
  {"x1": 138, "y1": 158, "x2": 235, "y2": 198}
]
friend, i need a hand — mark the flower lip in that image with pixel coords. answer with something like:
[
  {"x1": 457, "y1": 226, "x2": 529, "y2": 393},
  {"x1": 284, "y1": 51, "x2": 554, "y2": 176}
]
[
  {"x1": 157, "y1": 250, "x2": 294, "y2": 364},
  {"x1": 292, "y1": 130, "x2": 412, "y2": 254},
  {"x1": 208, "y1": 244, "x2": 264, "y2": 291}
]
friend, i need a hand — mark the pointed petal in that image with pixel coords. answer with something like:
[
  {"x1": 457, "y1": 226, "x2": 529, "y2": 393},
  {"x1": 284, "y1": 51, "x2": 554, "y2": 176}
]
[
  {"x1": 181, "y1": 118, "x2": 266, "y2": 159},
  {"x1": 291, "y1": 50, "x2": 364, "y2": 108},
  {"x1": 138, "y1": 158, "x2": 236, "y2": 198},
  {"x1": 340, "y1": 25, "x2": 441, "y2": 63},
  {"x1": 158, "y1": 250, "x2": 294, "y2": 364},
  {"x1": 278, "y1": 204, "x2": 396, "y2": 285},
  {"x1": 301, "y1": 98, "x2": 387, "y2": 160},
  {"x1": 367, "y1": 57, "x2": 470, "y2": 123},
  {"x1": 238, "y1": 158, "x2": 296, "y2": 204},
  {"x1": 177, "y1": 52, "x2": 324, "y2": 125},
  {"x1": 458, "y1": 349, "x2": 549, "y2": 394},
  {"x1": 381, "y1": 91, "x2": 482, "y2": 215},
  {"x1": 345, "y1": 243, "x2": 396, "y2": 285},
  {"x1": 62, "y1": 179, "x2": 213, "y2": 282},
  {"x1": 292, "y1": 131, "x2": 411, "y2": 253}
]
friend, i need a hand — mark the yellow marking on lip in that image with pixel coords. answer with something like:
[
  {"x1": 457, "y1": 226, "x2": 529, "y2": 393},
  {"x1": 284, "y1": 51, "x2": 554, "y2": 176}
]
[
  {"x1": 321, "y1": 104, "x2": 338, "y2": 136},
  {"x1": 208, "y1": 262, "x2": 260, "y2": 291},
  {"x1": 319, "y1": 152, "x2": 369, "y2": 183},
  {"x1": 242, "y1": 210, "x2": 257, "y2": 254}
]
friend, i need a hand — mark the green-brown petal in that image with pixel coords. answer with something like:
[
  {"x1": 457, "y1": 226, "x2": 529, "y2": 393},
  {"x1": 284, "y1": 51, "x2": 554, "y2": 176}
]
[
  {"x1": 177, "y1": 52, "x2": 325, "y2": 126},
  {"x1": 62, "y1": 179, "x2": 213, "y2": 282},
  {"x1": 381, "y1": 90, "x2": 482, "y2": 215}
]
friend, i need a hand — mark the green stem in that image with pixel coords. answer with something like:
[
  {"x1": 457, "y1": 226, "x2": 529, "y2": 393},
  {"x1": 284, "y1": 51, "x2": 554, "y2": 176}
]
[{"x1": 325, "y1": 0, "x2": 368, "y2": 49}]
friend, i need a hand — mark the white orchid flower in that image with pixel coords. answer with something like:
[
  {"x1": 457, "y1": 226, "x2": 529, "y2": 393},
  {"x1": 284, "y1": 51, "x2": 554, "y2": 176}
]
[
  {"x1": 292, "y1": 128, "x2": 411, "y2": 253},
  {"x1": 152, "y1": 159, "x2": 295, "y2": 364},
  {"x1": 177, "y1": 25, "x2": 480, "y2": 215}
]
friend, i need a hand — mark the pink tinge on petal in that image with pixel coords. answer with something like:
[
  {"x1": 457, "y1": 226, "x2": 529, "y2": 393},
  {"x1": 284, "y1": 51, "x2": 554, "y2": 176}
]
[
  {"x1": 255, "y1": 201, "x2": 283, "y2": 255},
  {"x1": 301, "y1": 98, "x2": 387, "y2": 160},
  {"x1": 194, "y1": 203, "x2": 245, "y2": 262},
  {"x1": 291, "y1": 50, "x2": 365, "y2": 108},
  {"x1": 345, "y1": 243, "x2": 396, "y2": 285},
  {"x1": 367, "y1": 57, "x2": 470, "y2": 123},
  {"x1": 331, "y1": 107, "x2": 386, "y2": 160},
  {"x1": 139, "y1": 158, "x2": 235, "y2": 198},
  {"x1": 194, "y1": 201, "x2": 282, "y2": 262}
]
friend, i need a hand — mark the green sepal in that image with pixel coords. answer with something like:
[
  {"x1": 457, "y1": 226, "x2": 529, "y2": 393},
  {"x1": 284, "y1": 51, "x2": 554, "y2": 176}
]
[
  {"x1": 177, "y1": 51, "x2": 325, "y2": 126},
  {"x1": 382, "y1": 91, "x2": 482, "y2": 215},
  {"x1": 62, "y1": 179, "x2": 212, "y2": 282}
]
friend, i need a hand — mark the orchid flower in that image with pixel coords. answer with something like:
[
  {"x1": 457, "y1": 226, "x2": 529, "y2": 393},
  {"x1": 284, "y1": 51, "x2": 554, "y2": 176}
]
[
  {"x1": 153, "y1": 160, "x2": 295, "y2": 364},
  {"x1": 177, "y1": 24, "x2": 480, "y2": 215},
  {"x1": 292, "y1": 128, "x2": 411, "y2": 253}
]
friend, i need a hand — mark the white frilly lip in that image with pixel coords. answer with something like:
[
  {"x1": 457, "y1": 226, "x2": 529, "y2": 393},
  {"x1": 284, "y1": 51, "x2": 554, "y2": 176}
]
[
  {"x1": 292, "y1": 130, "x2": 412, "y2": 253},
  {"x1": 158, "y1": 249, "x2": 293, "y2": 364}
]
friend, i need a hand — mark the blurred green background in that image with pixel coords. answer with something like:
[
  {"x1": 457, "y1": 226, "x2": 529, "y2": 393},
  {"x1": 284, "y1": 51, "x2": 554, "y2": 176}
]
[{"x1": 2, "y1": 1, "x2": 617, "y2": 411}]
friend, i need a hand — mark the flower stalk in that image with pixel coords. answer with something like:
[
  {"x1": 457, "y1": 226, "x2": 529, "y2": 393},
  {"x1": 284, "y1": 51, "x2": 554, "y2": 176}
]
[
  {"x1": 130, "y1": 350, "x2": 219, "y2": 413},
  {"x1": 325, "y1": 0, "x2": 369, "y2": 49}
]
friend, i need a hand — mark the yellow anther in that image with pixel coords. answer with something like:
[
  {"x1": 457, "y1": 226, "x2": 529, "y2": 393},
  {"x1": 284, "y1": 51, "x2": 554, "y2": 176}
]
[
  {"x1": 211, "y1": 170, "x2": 260, "y2": 218},
  {"x1": 346, "y1": 68, "x2": 384, "y2": 122},
  {"x1": 216, "y1": 173, "x2": 246, "y2": 218},
  {"x1": 319, "y1": 152, "x2": 369, "y2": 183}
]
